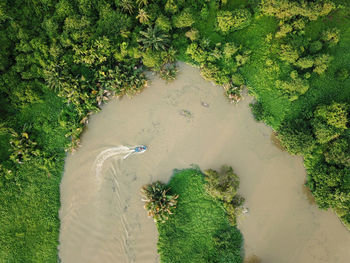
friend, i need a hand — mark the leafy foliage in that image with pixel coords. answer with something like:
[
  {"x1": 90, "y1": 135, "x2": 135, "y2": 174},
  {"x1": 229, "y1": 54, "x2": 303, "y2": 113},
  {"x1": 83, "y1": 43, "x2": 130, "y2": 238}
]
[
  {"x1": 138, "y1": 26, "x2": 170, "y2": 52},
  {"x1": 1, "y1": 0, "x2": 350, "y2": 260},
  {"x1": 204, "y1": 166, "x2": 244, "y2": 225},
  {"x1": 141, "y1": 181, "x2": 178, "y2": 223},
  {"x1": 156, "y1": 169, "x2": 243, "y2": 263},
  {"x1": 216, "y1": 9, "x2": 252, "y2": 33}
]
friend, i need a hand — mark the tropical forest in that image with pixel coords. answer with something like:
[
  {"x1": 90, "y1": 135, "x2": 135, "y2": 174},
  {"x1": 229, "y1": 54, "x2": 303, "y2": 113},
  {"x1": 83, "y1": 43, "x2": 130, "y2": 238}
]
[{"x1": 0, "y1": 0, "x2": 350, "y2": 262}]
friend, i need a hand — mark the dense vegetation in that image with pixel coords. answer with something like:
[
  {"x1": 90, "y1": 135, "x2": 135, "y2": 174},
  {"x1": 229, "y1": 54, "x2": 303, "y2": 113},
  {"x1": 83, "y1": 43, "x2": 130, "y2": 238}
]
[
  {"x1": 141, "y1": 181, "x2": 178, "y2": 223},
  {"x1": 0, "y1": 0, "x2": 349, "y2": 261},
  {"x1": 156, "y1": 169, "x2": 243, "y2": 263}
]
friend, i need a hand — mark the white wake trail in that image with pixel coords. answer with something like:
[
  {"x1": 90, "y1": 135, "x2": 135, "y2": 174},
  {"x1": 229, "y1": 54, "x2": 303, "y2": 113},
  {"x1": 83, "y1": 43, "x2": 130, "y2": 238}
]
[{"x1": 94, "y1": 146, "x2": 138, "y2": 179}]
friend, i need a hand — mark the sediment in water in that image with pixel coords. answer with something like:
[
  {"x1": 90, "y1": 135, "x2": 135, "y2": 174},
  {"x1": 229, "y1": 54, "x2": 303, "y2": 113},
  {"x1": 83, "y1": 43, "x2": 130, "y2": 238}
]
[{"x1": 59, "y1": 63, "x2": 350, "y2": 263}]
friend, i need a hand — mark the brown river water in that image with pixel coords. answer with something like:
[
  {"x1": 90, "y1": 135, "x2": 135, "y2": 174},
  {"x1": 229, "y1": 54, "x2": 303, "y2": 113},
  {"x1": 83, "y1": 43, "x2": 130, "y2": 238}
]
[{"x1": 59, "y1": 63, "x2": 350, "y2": 263}]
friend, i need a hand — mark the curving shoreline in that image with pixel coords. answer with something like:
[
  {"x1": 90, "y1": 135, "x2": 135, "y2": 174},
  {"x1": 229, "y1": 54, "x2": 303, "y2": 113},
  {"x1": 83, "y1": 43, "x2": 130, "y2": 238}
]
[{"x1": 59, "y1": 63, "x2": 350, "y2": 263}]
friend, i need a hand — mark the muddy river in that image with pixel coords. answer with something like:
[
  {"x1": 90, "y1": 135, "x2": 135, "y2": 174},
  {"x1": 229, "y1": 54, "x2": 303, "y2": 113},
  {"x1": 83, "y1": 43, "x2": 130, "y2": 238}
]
[{"x1": 59, "y1": 63, "x2": 350, "y2": 263}]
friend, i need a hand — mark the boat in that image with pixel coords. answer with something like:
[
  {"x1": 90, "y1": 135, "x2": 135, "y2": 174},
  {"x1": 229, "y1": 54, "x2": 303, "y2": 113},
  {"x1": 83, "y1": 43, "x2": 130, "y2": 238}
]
[{"x1": 134, "y1": 145, "x2": 147, "y2": 153}]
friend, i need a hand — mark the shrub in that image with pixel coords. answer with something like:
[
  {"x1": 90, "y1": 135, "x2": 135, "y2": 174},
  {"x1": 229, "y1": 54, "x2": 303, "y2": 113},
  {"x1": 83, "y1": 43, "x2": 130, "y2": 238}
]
[
  {"x1": 216, "y1": 9, "x2": 252, "y2": 34},
  {"x1": 204, "y1": 166, "x2": 244, "y2": 225},
  {"x1": 235, "y1": 51, "x2": 250, "y2": 66},
  {"x1": 138, "y1": 26, "x2": 170, "y2": 52},
  {"x1": 186, "y1": 42, "x2": 208, "y2": 64},
  {"x1": 313, "y1": 121, "x2": 342, "y2": 144},
  {"x1": 250, "y1": 101, "x2": 265, "y2": 122},
  {"x1": 275, "y1": 23, "x2": 293, "y2": 38},
  {"x1": 324, "y1": 139, "x2": 350, "y2": 166},
  {"x1": 211, "y1": 227, "x2": 243, "y2": 262},
  {"x1": 277, "y1": 119, "x2": 315, "y2": 155},
  {"x1": 142, "y1": 50, "x2": 163, "y2": 70},
  {"x1": 336, "y1": 68, "x2": 349, "y2": 81},
  {"x1": 322, "y1": 28, "x2": 340, "y2": 46},
  {"x1": 141, "y1": 181, "x2": 178, "y2": 222},
  {"x1": 294, "y1": 57, "x2": 314, "y2": 69},
  {"x1": 311, "y1": 102, "x2": 348, "y2": 144},
  {"x1": 185, "y1": 28, "x2": 199, "y2": 41},
  {"x1": 314, "y1": 102, "x2": 348, "y2": 130},
  {"x1": 164, "y1": 0, "x2": 178, "y2": 14},
  {"x1": 155, "y1": 15, "x2": 172, "y2": 32},
  {"x1": 292, "y1": 18, "x2": 306, "y2": 30},
  {"x1": 200, "y1": 6, "x2": 209, "y2": 19},
  {"x1": 159, "y1": 64, "x2": 178, "y2": 82},
  {"x1": 309, "y1": 41, "x2": 323, "y2": 53},
  {"x1": 313, "y1": 54, "x2": 332, "y2": 75},
  {"x1": 203, "y1": 166, "x2": 240, "y2": 203},
  {"x1": 261, "y1": 0, "x2": 335, "y2": 21},
  {"x1": 223, "y1": 42, "x2": 239, "y2": 59},
  {"x1": 279, "y1": 44, "x2": 299, "y2": 64},
  {"x1": 200, "y1": 64, "x2": 230, "y2": 85},
  {"x1": 231, "y1": 73, "x2": 244, "y2": 86},
  {"x1": 277, "y1": 77, "x2": 309, "y2": 101},
  {"x1": 173, "y1": 8, "x2": 195, "y2": 28}
]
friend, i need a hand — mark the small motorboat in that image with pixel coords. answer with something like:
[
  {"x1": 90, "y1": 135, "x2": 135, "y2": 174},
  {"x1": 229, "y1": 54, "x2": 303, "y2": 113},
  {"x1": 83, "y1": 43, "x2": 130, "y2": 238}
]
[{"x1": 134, "y1": 145, "x2": 147, "y2": 153}]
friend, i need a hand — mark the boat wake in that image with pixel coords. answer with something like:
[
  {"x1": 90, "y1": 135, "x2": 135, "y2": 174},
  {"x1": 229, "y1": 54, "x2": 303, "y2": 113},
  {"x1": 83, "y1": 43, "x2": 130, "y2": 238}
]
[
  {"x1": 94, "y1": 146, "x2": 146, "y2": 179},
  {"x1": 91, "y1": 145, "x2": 147, "y2": 262}
]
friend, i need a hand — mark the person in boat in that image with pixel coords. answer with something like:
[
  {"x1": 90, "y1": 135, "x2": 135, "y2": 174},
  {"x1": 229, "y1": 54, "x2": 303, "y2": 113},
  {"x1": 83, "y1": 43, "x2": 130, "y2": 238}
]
[{"x1": 135, "y1": 146, "x2": 147, "y2": 152}]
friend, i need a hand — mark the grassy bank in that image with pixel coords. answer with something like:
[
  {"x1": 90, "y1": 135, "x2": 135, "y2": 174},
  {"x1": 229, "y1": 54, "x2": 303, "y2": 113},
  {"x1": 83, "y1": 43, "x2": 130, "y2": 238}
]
[
  {"x1": 0, "y1": 89, "x2": 68, "y2": 261},
  {"x1": 1, "y1": 0, "x2": 349, "y2": 261},
  {"x1": 156, "y1": 169, "x2": 243, "y2": 263}
]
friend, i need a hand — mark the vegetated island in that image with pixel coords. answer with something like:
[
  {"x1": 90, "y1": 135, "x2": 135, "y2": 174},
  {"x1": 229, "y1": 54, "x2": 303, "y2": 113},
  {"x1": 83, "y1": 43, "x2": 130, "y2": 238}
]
[
  {"x1": 0, "y1": 0, "x2": 349, "y2": 261},
  {"x1": 142, "y1": 167, "x2": 244, "y2": 263}
]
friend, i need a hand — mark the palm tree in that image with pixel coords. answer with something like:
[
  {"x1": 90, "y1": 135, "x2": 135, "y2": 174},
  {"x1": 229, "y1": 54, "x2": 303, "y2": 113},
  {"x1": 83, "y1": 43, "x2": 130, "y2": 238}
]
[
  {"x1": 119, "y1": 0, "x2": 134, "y2": 14},
  {"x1": 136, "y1": 0, "x2": 148, "y2": 7},
  {"x1": 141, "y1": 181, "x2": 178, "y2": 222},
  {"x1": 138, "y1": 26, "x2": 170, "y2": 51},
  {"x1": 136, "y1": 9, "x2": 149, "y2": 24}
]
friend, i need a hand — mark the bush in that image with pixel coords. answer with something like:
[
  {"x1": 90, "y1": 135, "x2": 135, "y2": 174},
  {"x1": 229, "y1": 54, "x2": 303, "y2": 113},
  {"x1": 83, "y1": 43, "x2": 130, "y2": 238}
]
[
  {"x1": 200, "y1": 63, "x2": 230, "y2": 85},
  {"x1": 204, "y1": 166, "x2": 244, "y2": 225},
  {"x1": 322, "y1": 28, "x2": 340, "y2": 46},
  {"x1": 141, "y1": 181, "x2": 178, "y2": 222},
  {"x1": 313, "y1": 54, "x2": 332, "y2": 75},
  {"x1": 312, "y1": 121, "x2": 341, "y2": 144},
  {"x1": 277, "y1": 77, "x2": 309, "y2": 101},
  {"x1": 200, "y1": 6, "x2": 209, "y2": 19},
  {"x1": 279, "y1": 44, "x2": 299, "y2": 64},
  {"x1": 155, "y1": 15, "x2": 172, "y2": 32},
  {"x1": 159, "y1": 64, "x2": 178, "y2": 82},
  {"x1": 173, "y1": 8, "x2": 195, "y2": 28},
  {"x1": 223, "y1": 42, "x2": 239, "y2": 59},
  {"x1": 185, "y1": 28, "x2": 199, "y2": 41},
  {"x1": 186, "y1": 42, "x2": 208, "y2": 64},
  {"x1": 324, "y1": 139, "x2": 350, "y2": 166},
  {"x1": 309, "y1": 41, "x2": 323, "y2": 53},
  {"x1": 211, "y1": 227, "x2": 243, "y2": 263},
  {"x1": 164, "y1": 0, "x2": 178, "y2": 14},
  {"x1": 250, "y1": 101, "x2": 265, "y2": 122},
  {"x1": 142, "y1": 50, "x2": 163, "y2": 70},
  {"x1": 216, "y1": 9, "x2": 252, "y2": 34},
  {"x1": 275, "y1": 23, "x2": 293, "y2": 38},
  {"x1": 261, "y1": 0, "x2": 335, "y2": 21},
  {"x1": 231, "y1": 73, "x2": 244, "y2": 86},
  {"x1": 314, "y1": 102, "x2": 348, "y2": 130},
  {"x1": 336, "y1": 68, "x2": 349, "y2": 81},
  {"x1": 277, "y1": 119, "x2": 315, "y2": 155},
  {"x1": 235, "y1": 51, "x2": 250, "y2": 67},
  {"x1": 294, "y1": 57, "x2": 314, "y2": 69},
  {"x1": 203, "y1": 166, "x2": 240, "y2": 204}
]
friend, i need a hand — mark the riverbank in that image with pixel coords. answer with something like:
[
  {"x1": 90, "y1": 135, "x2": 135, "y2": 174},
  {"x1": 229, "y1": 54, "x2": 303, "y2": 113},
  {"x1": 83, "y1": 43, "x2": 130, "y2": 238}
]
[
  {"x1": 59, "y1": 63, "x2": 350, "y2": 262},
  {"x1": 156, "y1": 168, "x2": 243, "y2": 263}
]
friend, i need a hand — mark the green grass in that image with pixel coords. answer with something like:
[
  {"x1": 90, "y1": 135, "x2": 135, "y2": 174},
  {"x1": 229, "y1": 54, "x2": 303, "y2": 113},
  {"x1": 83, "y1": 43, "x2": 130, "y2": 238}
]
[
  {"x1": 156, "y1": 169, "x2": 243, "y2": 263},
  {"x1": 0, "y1": 89, "x2": 68, "y2": 262},
  {"x1": 239, "y1": 2, "x2": 350, "y2": 128}
]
